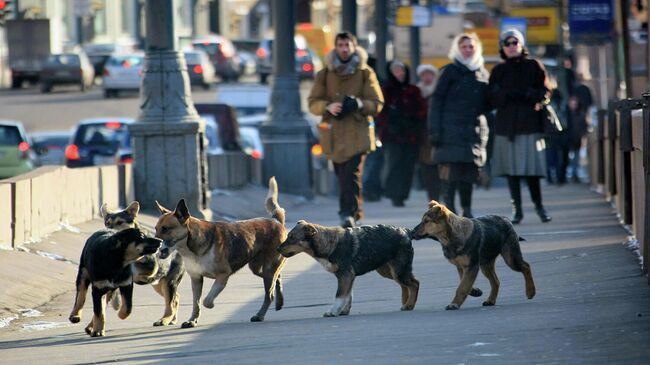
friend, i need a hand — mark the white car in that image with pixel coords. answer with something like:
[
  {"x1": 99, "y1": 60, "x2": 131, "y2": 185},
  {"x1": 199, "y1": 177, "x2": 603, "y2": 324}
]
[
  {"x1": 102, "y1": 53, "x2": 144, "y2": 98},
  {"x1": 215, "y1": 84, "x2": 270, "y2": 116}
]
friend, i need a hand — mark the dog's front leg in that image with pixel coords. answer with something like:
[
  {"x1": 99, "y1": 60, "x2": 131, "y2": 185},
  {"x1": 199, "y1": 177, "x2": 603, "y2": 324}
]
[
  {"x1": 325, "y1": 271, "x2": 355, "y2": 317},
  {"x1": 117, "y1": 284, "x2": 133, "y2": 319},
  {"x1": 447, "y1": 266, "x2": 479, "y2": 310},
  {"x1": 89, "y1": 286, "x2": 107, "y2": 337},
  {"x1": 182, "y1": 275, "x2": 204, "y2": 328},
  {"x1": 456, "y1": 266, "x2": 482, "y2": 297},
  {"x1": 203, "y1": 273, "x2": 229, "y2": 309}
]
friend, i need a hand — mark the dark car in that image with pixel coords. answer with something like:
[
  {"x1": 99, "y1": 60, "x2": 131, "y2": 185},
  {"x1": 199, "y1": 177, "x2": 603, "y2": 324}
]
[
  {"x1": 195, "y1": 103, "x2": 242, "y2": 151},
  {"x1": 65, "y1": 118, "x2": 133, "y2": 168},
  {"x1": 255, "y1": 35, "x2": 317, "y2": 84},
  {"x1": 40, "y1": 52, "x2": 95, "y2": 93},
  {"x1": 83, "y1": 43, "x2": 132, "y2": 81},
  {"x1": 192, "y1": 35, "x2": 241, "y2": 82}
]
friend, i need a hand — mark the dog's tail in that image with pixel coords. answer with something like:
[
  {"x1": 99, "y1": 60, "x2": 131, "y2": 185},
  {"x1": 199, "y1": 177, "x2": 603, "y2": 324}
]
[{"x1": 265, "y1": 176, "x2": 285, "y2": 226}]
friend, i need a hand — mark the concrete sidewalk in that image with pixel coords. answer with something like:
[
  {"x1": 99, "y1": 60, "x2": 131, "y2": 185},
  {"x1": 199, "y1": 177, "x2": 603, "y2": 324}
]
[{"x1": 0, "y1": 181, "x2": 649, "y2": 363}]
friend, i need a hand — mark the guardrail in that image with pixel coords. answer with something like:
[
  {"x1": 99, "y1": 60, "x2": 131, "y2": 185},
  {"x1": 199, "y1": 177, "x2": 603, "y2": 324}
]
[{"x1": 591, "y1": 93, "x2": 650, "y2": 283}]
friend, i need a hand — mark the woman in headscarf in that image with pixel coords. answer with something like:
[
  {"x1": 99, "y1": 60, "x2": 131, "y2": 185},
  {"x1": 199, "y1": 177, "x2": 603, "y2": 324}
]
[
  {"x1": 488, "y1": 29, "x2": 552, "y2": 224},
  {"x1": 427, "y1": 32, "x2": 489, "y2": 218}
]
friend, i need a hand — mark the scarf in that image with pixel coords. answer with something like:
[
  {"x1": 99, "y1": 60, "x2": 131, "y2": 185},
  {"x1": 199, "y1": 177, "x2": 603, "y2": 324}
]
[
  {"x1": 334, "y1": 53, "x2": 360, "y2": 76},
  {"x1": 417, "y1": 81, "x2": 435, "y2": 99}
]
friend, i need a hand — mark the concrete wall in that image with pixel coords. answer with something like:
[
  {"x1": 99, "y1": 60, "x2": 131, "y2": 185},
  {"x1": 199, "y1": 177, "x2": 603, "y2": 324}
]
[{"x1": 0, "y1": 165, "x2": 133, "y2": 249}]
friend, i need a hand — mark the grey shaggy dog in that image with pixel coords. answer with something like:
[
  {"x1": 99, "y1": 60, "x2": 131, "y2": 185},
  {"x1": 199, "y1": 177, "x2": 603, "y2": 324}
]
[{"x1": 278, "y1": 221, "x2": 419, "y2": 317}]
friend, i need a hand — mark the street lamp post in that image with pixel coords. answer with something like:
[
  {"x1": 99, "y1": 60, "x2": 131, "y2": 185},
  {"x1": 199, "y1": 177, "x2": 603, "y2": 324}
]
[
  {"x1": 342, "y1": 0, "x2": 357, "y2": 34},
  {"x1": 129, "y1": 0, "x2": 210, "y2": 218},
  {"x1": 260, "y1": 0, "x2": 313, "y2": 197}
]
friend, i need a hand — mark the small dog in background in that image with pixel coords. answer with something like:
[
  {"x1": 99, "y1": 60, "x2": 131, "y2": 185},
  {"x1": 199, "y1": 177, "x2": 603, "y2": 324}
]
[
  {"x1": 69, "y1": 228, "x2": 161, "y2": 337},
  {"x1": 278, "y1": 221, "x2": 419, "y2": 317},
  {"x1": 412, "y1": 200, "x2": 536, "y2": 310},
  {"x1": 101, "y1": 201, "x2": 185, "y2": 326}
]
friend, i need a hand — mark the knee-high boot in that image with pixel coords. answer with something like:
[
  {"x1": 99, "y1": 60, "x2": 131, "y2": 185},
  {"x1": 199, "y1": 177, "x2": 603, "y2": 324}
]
[
  {"x1": 440, "y1": 180, "x2": 457, "y2": 214},
  {"x1": 458, "y1": 182, "x2": 474, "y2": 218},
  {"x1": 526, "y1": 177, "x2": 552, "y2": 223},
  {"x1": 507, "y1": 176, "x2": 523, "y2": 224}
]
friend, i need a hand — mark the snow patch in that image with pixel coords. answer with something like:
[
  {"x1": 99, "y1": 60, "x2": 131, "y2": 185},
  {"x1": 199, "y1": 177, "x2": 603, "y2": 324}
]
[
  {"x1": 58, "y1": 221, "x2": 81, "y2": 233},
  {"x1": 478, "y1": 353, "x2": 501, "y2": 357},
  {"x1": 0, "y1": 316, "x2": 17, "y2": 328},
  {"x1": 468, "y1": 342, "x2": 490, "y2": 347},
  {"x1": 623, "y1": 235, "x2": 643, "y2": 269},
  {"x1": 0, "y1": 244, "x2": 13, "y2": 251},
  {"x1": 19, "y1": 309, "x2": 43, "y2": 317},
  {"x1": 22, "y1": 321, "x2": 71, "y2": 331}
]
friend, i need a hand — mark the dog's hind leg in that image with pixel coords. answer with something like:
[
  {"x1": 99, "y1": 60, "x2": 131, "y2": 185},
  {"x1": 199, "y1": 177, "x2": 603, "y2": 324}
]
[
  {"x1": 457, "y1": 266, "x2": 482, "y2": 297},
  {"x1": 117, "y1": 284, "x2": 134, "y2": 320},
  {"x1": 480, "y1": 259, "x2": 500, "y2": 306},
  {"x1": 69, "y1": 270, "x2": 90, "y2": 324},
  {"x1": 501, "y1": 243, "x2": 536, "y2": 299},
  {"x1": 398, "y1": 273, "x2": 419, "y2": 311},
  {"x1": 325, "y1": 271, "x2": 354, "y2": 317},
  {"x1": 251, "y1": 274, "x2": 274, "y2": 322},
  {"x1": 448, "y1": 266, "x2": 479, "y2": 310},
  {"x1": 182, "y1": 274, "x2": 204, "y2": 328}
]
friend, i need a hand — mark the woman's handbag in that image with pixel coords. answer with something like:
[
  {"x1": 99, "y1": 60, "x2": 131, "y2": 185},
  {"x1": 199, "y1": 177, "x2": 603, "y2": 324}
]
[{"x1": 542, "y1": 104, "x2": 563, "y2": 135}]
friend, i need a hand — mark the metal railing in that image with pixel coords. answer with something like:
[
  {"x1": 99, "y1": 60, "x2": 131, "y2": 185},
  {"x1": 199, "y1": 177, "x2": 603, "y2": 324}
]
[{"x1": 593, "y1": 93, "x2": 650, "y2": 283}]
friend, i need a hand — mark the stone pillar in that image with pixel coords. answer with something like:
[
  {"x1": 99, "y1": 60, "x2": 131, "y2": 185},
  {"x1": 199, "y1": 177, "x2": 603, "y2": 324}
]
[
  {"x1": 342, "y1": 0, "x2": 357, "y2": 34},
  {"x1": 374, "y1": 0, "x2": 387, "y2": 83},
  {"x1": 129, "y1": 0, "x2": 210, "y2": 218},
  {"x1": 260, "y1": 0, "x2": 313, "y2": 197},
  {"x1": 409, "y1": 0, "x2": 421, "y2": 83}
]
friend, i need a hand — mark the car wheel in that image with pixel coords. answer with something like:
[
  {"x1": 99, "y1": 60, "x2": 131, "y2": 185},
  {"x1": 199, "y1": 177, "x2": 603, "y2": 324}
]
[
  {"x1": 260, "y1": 74, "x2": 268, "y2": 84},
  {"x1": 103, "y1": 89, "x2": 112, "y2": 98},
  {"x1": 41, "y1": 83, "x2": 52, "y2": 93},
  {"x1": 202, "y1": 82, "x2": 211, "y2": 90},
  {"x1": 80, "y1": 82, "x2": 86, "y2": 92},
  {"x1": 11, "y1": 78, "x2": 23, "y2": 89}
]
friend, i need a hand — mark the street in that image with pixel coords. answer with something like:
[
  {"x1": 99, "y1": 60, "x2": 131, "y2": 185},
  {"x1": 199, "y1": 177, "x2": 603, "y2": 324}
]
[{"x1": 0, "y1": 180, "x2": 649, "y2": 364}]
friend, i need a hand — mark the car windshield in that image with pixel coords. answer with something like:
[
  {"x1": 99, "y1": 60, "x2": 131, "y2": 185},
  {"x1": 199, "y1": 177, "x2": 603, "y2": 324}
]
[
  {"x1": 0, "y1": 126, "x2": 23, "y2": 145},
  {"x1": 194, "y1": 43, "x2": 220, "y2": 57},
  {"x1": 184, "y1": 52, "x2": 201, "y2": 64},
  {"x1": 47, "y1": 54, "x2": 80, "y2": 65},
  {"x1": 32, "y1": 135, "x2": 69, "y2": 147},
  {"x1": 76, "y1": 123, "x2": 130, "y2": 148},
  {"x1": 106, "y1": 55, "x2": 143, "y2": 67}
]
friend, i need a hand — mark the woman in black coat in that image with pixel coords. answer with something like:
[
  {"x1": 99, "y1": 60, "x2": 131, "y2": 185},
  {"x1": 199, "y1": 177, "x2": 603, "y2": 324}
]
[
  {"x1": 428, "y1": 32, "x2": 489, "y2": 217},
  {"x1": 488, "y1": 29, "x2": 552, "y2": 224}
]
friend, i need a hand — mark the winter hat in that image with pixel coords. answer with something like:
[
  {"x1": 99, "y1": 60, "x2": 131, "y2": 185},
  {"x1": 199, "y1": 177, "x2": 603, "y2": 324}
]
[
  {"x1": 416, "y1": 64, "x2": 438, "y2": 77},
  {"x1": 389, "y1": 60, "x2": 406, "y2": 72},
  {"x1": 500, "y1": 28, "x2": 525, "y2": 48}
]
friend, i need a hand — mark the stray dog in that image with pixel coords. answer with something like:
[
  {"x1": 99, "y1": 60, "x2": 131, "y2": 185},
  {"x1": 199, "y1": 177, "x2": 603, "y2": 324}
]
[
  {"x1": 101, "y1": 201, "x2": 185, "y2": 326},
  {"x1": 278, "y1": 221, "x2": 419, "y2": 317},
  {"x1": 412, "y1": 200, "x2": 536, "y2": 310},
  {"x1": 69, "y1": 228, "x2": 161, "y2": 337},
  {"x1": 154, "y1": 177, "x2": 287, "y2": 328}
]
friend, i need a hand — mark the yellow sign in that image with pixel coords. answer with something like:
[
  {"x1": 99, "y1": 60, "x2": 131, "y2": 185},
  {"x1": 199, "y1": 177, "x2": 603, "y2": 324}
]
[
  {"x1": 510, "y1": 7, "x2": 559, "y2": 45},
  {"x1": 469, "y1": 27, "x2": 500, "y2": 56},
  {"x1": 396, "y1": 6, "x2": 431, "y2": 27}
]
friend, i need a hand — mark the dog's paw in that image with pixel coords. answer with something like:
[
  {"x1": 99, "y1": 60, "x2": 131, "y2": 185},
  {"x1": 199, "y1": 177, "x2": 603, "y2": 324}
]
[
  {"x1": 445, "y1": 304, "x2": 460, "y2": 310},
  {"x1": 275, "y1": 298, "x2": 284, "y2": 311},
  {"x1": 482, "y1": 301, "x2": 495, "y2": 306},
  {"x1": 400, "y1": 304, "x2": 414, "y2": 311},
  {"x1": 469, "y1": 288, "x2": 483, "y2": 297},
  {"x1": 69, "y1": 315, "x2": 81, "y2": 324},
  {"x1": 153, "y1": 318, "x2": 172, "y2": 327},
  {"x1": 250, "y1": 315, "x2": 264, "y2": 322},
  {"x1": 181, "y1": 320, "x2": 197, "y2": 329},
  {"x1": 84, "y1": 326, "x2": 92, "y2": 335},
  {"x1": 90, "y1": 330, "x2": 105, "y2": 337},
  {"x1": 202, "y1": 299, "x2": 215, "y2": 309},
  {"x1": 526, "y1": 288, "x2": 536, "y2": 299},
  {"x1": 323, "y1": 312, "x2": 338, "y2": 317}
]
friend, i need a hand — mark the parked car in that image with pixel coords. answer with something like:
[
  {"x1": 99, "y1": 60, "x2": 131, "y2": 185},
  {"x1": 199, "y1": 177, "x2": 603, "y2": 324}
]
[
  {"x1": 0, "y1": 120, "x2": 34, "y2": 179},
  {"x1": 65, "y1": 118, "x2": 134, "y2": 168},
  {"x1": 30, "y1": 131, "x2": 71, "y2": 166},
  {"x1": 255, "y1": 35, "x2": 318, "y2": 84},
  {"x1": 232, "y1": 39, "x2": 259, "y2": 76},
  {"x1": 192, "y1": 35, "x2": 241, "y2": 82},
  {"x1": 195, "y1": 103, "x2": 242, "y2": 151},
  {"x1": 83, "y1": 43, "x2": 132, "y2": 81},
  {"x1": 184, "y1": 50, "x2": 216, "y2": 90},
  {"x1": 102, "y1": 53, "x2": 144, "y2": 98},
  {"x1": 215, "y1": 84, "x2": 270, "y2": 116},
  {"x1": 40, "y1": 52, "x2": 95, "y2": 93},
  {"x1": 202, "y1": 114, "x2": 224, "y2": 155}
]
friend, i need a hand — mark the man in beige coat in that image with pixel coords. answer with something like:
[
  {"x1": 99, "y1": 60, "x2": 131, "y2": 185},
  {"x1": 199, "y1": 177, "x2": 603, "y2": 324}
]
[{"x1": 308, "y1": 31, "x2": 384, "y2": 227}]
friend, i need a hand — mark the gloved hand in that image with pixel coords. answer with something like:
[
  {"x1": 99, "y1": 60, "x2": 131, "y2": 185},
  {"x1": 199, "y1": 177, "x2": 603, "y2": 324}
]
[{"x1": 339, "y1": 95, "x2": 363, "y2": 118}]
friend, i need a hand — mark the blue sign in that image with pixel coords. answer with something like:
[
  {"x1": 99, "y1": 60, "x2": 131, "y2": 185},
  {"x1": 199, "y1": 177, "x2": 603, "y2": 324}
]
[
  {"x1": 569, "y1": 0, "x2": 613, "y2": 42},
  {"x1": 500, "y1": 17, "x2": 528, "y2": 44}
]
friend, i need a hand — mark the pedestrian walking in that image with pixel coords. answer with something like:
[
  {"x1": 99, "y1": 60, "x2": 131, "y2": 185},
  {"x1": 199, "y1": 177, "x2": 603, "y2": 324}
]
[
  {"x1": 567, "y1": 73, "x2": 593, "y2": 182},
  {"x1": 428, "y1": 33, "x2": 489, "y2": 217},
  {"x1": 416, "y1": 64, "x2": 441, "y2": 201},
  {"x1": 308, "y1": 31, "x2": 384, "y2": 228},
  {"x1": 488, "y1": 28, "x2": 552, "y2": 224},
  {"x1": 362, "y1": 55, "x2": 385, "y2": 202},
  {"x1": 376, "y1": 60, "x2": 427, "y2": 207},
  {"x1": 545, "y1": 84, "x2": 570, "y2": 185}
]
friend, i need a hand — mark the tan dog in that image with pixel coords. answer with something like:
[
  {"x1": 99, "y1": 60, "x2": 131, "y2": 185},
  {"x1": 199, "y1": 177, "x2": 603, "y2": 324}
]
[
  {"x1": 154, "y1": 177, "x2": 287, "y2": 328},
  {"x1": 412, "y1": 200, "x2": 535, "y2": 310}
]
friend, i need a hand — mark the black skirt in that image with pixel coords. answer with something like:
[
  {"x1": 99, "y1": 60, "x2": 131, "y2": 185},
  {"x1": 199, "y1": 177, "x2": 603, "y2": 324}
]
[{"x1": 438, "y1": 163, "x2": 478, "y2": 183}]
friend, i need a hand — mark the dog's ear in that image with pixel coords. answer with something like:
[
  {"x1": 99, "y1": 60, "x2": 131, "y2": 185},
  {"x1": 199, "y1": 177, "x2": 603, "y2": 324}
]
[
  {"x1": 428, "y1": 200, "x2": 440, "y2": 209},
  {"x1": 100, "y1": 203, "x2": 111, "y2": 218},
  {"x1": 155, "y1": 200, "x2": 171, "y2": 215},
  {"x1": 125, "y1": 201, "x2": 140, "y2": 218},
  {"x1": 174, "y1": 199, "x2": 191, "y2": 224},
  {"x1": 304, "y1": 223, "x2": 317, "y2": 238}
]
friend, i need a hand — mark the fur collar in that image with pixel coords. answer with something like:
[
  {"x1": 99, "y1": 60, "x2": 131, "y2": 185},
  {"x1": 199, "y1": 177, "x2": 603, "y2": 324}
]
[{"x1": 324, "y1": 46, "x2": 369, "y2": 73}]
